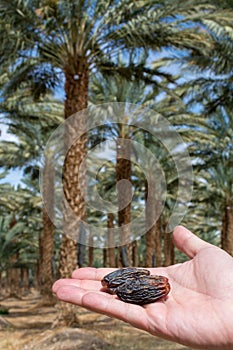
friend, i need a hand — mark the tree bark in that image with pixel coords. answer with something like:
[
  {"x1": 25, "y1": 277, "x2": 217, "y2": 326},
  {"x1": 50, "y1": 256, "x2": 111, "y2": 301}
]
[
  {"x1": 116, "y1": 131, "x2": 132, "y2": 267},
  {"x1": 55, "y1": 56, "x2": 89, "y2": 327},
  {"x1": 132, "y1": 240, "x2": 138, "y2": 266},
  {"x1": 78, "y1": 224, "x2": 87, "y2": 267},
  {"x1": 221, "y1": 200, "x2": 233, "y2": 256},
  {"x1": 56, "y1": 235, "x2": 79, "y2": 326},
  {"x1": 155, "y1": 217, "x2": 162, "y2": 267},
  {"x1": 39, "y1": 154, "x2": 55, "y2": 299},
  {"x1": 107, "y1": 213, "x2": 115, "y2": 267},
  {"x1": 88, "y1": 234, "x2": 94, "y2": 267},
  {"x1": 103, "y1": 248, "x2": 108, "y2": 267},
  {"x1": 7, "y1": 265, "x2": 20, "y2": 297},
  {"x1": 7, "y1": 218, "x2": 21, "y2": 296},
  {"x1": 20, "y1": 268, "x2": 30, "y2": 293},
  {"x1": 164, "y1": 227, "x2": 174, "y2": 266},
  {"x1": 145, "y1": 179, "x2": 156, "y2": 267}
]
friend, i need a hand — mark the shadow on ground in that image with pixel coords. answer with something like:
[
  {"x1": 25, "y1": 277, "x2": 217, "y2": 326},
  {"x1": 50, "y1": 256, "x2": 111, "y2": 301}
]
[{"x1": 0, "y1": 290, "x2": 192, "y2": 350}]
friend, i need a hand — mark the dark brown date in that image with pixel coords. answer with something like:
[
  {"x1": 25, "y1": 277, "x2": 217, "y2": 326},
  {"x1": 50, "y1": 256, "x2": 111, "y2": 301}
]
[
  {"x1": 101, "y1": 268, "x2": 170, "y2": 305},
  {"x1": 101, "y1": 268, "x2": 150, "y2": 294}
]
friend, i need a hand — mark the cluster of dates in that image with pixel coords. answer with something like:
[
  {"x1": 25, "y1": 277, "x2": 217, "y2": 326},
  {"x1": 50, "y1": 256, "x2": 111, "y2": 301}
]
[{"x1": 101, "y1": 267, "x2": 170, "y2": 306}]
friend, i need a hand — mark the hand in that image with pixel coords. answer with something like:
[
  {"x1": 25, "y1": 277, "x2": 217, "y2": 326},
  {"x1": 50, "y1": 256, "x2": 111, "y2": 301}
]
[{"x1": 52, "y1": 226, "x2": 233, "y2": 350}]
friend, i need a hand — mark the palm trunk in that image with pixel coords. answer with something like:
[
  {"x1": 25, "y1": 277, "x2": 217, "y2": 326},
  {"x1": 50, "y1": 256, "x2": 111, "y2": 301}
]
[
  {"x1": 40, "y1": 155, "x2": 55, "y2": 300},
  {"x1": 155, "y1": 217, "x2": 162, "y2": 267},
  {"x1": 88, "y1": 234, "x2": 94, "y2": 267},
  {"x1": 145, "y1": 179, "x2": 156, "y2": 267},
  {"x1": 108, "y1": 213, "x2": 115, "y2": 267},
  {"x1": 37, "y1": 233, "x2": 43, "y2": 289},
  {"x1": 103, "y1": 248, "x2": 108, "y2": 267},
  {"x1": 145, "y1": 172, "x2": 162, "y2": 267},
  {"x1": 40, "y1": 208, "x2": 54, "y2": 295},
  {"x1": 164, "y1": 226, "x2": 174, "y2": 266},
  {"x1": 116, "y1": 133, "x2": 132, "y2": 267},
  {"x1": 55, "y1": 57, "x2": 89, "y2": 327},
  {"x1": 78, "y1": 224, "x2": 87, "y2": 267},
  {"x1": 8, "y1": 257, "x2": 20, "y2": 297},
  {"x1": 132, "y1": 240, "x2": 138, "y2": 266},
  {"x1": 78, "y1": 244, "x2": 86, "y2": 267},
  {"x1": 221, "y1": 200, "x2": 233, "y2": 256},
  {"x1": 7, "y1": 217, "x2": 20, "y2": 296},
  {"x1": 20, "y1": 268, "x2": 30, "y2": 294}
]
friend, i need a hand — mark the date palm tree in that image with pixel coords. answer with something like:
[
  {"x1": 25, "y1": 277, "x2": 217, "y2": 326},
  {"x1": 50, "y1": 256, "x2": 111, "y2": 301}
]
[
  {"x1": 89, "y1": 68, "x2": 158, "y2": 266},
  {"x1": 0, "y1": 2, "x2": 152, "y2": 311},
  {"x1": 0, "y1": 177, "x2": 42, "y2": 295},
  {"x1": 172, "y1": 0, "x2": 233, "y2": 112},
  {"x1": 89, "y1": 69, "x2": 192, "y2": 267},
  {"x1": 171, "y1": 2, "x2": 233, "y2": 251},
  {"x1": 190, "y1": 108, "x2": 233, "y2": 254},
  {"x1": 0, "y1": 91, "x2": 63, "y2": 298},
  {"x1": 1, "y1": 0, "x2": 229, "y2": 324}
]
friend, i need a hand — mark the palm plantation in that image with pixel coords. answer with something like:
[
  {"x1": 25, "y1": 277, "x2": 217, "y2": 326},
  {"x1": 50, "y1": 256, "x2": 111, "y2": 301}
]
[
  {"x1": 188, "y1": 108, "x2": 233, "y2": 253},
  {"x1": 89, "y1": 70, "x2": 177, "y2": 267},
  {"x1": 0, "y1": 0, "x2": 232, "y2": 336},
  {"x1": 0, "y1": 90, "x2": 63, "y2": 298}
]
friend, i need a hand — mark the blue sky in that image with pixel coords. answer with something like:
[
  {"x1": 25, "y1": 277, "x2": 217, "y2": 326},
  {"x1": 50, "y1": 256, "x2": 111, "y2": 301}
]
[{"x1": 0, "y1": 122, "x2": 23, "y2": 187}]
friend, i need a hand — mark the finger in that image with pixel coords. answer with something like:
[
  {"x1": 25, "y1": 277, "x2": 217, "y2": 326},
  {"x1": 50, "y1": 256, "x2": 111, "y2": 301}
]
[
  {"x1": 52, "y1": 278, "x2": 101, "y2": 294},
  {"x1": 72, "y1": 267, "x2": 116, "y2": 280},
  {"x1": 54, "y1": 284, "x2": 148, "y2": 330},
  {"x1": 72, "y1": 267, "x2": 169, "y2": 280},
  {"x1": 173, "y1": 225, "x2": 211, "y2": 258}
]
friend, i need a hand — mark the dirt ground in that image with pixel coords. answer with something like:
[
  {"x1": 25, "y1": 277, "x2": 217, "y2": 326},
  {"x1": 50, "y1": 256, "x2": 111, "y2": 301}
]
[{"x1": 0, "y1": 290, "x2": 193, "y2": 350}]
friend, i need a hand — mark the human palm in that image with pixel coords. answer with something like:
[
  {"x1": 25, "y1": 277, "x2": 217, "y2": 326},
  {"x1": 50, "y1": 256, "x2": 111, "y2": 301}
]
[{"x1": 53, "y1": 226, "x2": 233, "y2": 350}]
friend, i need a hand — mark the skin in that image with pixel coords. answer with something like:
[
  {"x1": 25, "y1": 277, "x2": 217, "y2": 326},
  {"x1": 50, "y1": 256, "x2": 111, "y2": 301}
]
[{"x1": 53, "y1": 226, "x2": 233, "y2": 350}]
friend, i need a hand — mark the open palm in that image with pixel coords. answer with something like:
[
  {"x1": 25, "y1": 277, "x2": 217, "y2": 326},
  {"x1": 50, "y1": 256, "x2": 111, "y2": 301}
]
[{"x1": 53, "y1": 226, "x2": 233, "y2": 350}]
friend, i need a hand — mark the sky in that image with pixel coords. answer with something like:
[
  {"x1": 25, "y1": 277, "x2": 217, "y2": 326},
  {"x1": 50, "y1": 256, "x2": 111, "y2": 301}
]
[{"x1": 0, "y1": 122, "x2": 23, "y2": 187}]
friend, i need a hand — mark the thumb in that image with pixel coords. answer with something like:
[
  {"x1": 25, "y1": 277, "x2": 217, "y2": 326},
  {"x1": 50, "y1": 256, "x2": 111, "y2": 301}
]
[{"x1": 173, "y1": 225, "x2": 212, "y2": 259}]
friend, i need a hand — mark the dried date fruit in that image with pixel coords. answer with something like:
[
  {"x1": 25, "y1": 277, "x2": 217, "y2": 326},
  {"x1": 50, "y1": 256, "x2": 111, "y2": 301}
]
[
  {"x1": 101, "y1": 267, "x2": 150, "y2": 294},
  {"x1": 101, "y1": 268, "x2": 170, "y2": 305}
]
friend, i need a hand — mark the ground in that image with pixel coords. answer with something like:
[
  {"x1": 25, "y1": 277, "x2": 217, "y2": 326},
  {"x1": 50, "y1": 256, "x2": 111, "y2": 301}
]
[{"x1": 0, "y1": 290, "x2": 193, "y2": 350}]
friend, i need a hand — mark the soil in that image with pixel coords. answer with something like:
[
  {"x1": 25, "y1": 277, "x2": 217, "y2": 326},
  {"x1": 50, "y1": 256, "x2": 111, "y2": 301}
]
[{"x1": 0, "y1": 289, "x2": 193, "y2": 350}]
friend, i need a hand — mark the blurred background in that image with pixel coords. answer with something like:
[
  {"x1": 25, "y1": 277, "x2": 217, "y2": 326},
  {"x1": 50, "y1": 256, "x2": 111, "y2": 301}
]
[{"x1": 0, "y1": 1, "x2": 232, "y2": 348}]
